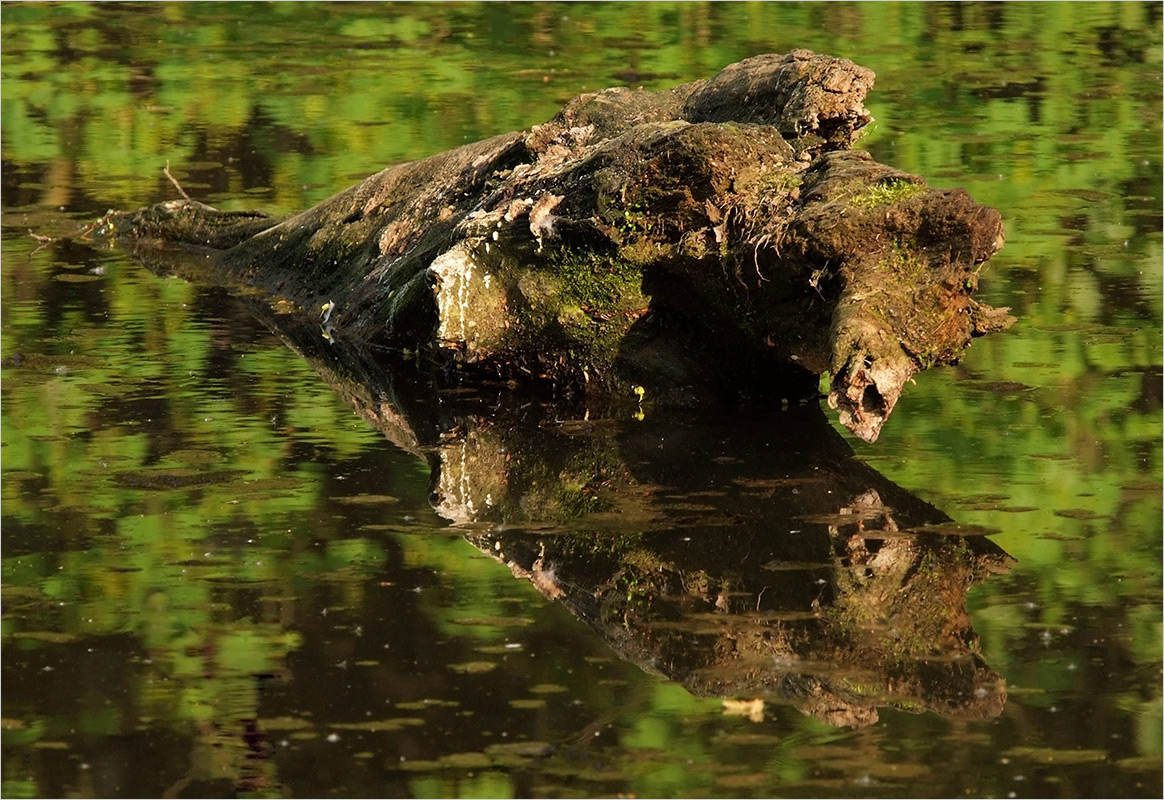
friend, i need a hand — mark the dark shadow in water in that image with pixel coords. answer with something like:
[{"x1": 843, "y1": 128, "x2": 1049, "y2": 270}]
[{"x1": 240, "y1": 297, "x2": 1014, "y2": 730}]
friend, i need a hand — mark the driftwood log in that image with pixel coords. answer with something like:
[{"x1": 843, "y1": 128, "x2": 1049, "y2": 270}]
[{"x1": 93, "y1": 50, "x2": 1013, "y2": 442}]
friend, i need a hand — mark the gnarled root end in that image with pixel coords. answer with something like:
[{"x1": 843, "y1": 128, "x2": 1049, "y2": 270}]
[{"x1": 827, "y1": 353, "x2": 914, "y2": 443}]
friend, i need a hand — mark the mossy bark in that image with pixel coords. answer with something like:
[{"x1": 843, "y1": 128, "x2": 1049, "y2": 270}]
[{"x1": 92, "y1": 50, "x2": 1013, "y2": 442}]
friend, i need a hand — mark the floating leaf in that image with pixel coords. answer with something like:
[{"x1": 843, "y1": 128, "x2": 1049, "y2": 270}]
[
  {"x1": 439, "y1": 751, "x2": 492, "y2": 769},
  {"x1": 450, "y1": 616, "x2": 533, "y2": 628},
  {"x1": 484, "y1": 741, "x2": 554, "y2": 761},
  {"x1": 528, "y1": 683, "x2": 567, "y2": 694},
  {"x1": 331, "y1": 718, "x2": 424, "y2": 732},
  {"x1": 331, "y1": 494, "x2": 399, "y2": 505},
  {"x1": 113, "y1": 468, "x2": 247, "y2": 490},
  {"x1": 508, "y1": 699, "x2": 547, "y2": 710},
  {"x1": 1002, "y1": 746, "x2": 1109, "y2": 765},
  {"x1": 7, "y1": 631, "x2": 76, "y2": 644},
  {"x1": 1053, "y1": 508, "x2": 1107, "y2": 520}
]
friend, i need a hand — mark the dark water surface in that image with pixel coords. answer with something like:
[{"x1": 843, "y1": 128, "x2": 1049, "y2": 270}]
[{"x1": 2, "y1": 3, "x2": 1161, "y2": 798}]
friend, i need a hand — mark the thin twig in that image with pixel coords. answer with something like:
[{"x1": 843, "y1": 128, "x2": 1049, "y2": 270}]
[
  {"x1": 164, "y1": 160, "x2": 192, "y2": 201},
  {"x1": 77, "y1": 217, "x2": 103, "y2": 241},
  {"x1": 28, "y1": 228, "x2": 51, "y2": 258}
]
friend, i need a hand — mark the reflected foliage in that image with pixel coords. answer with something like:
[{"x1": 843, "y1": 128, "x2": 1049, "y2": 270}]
[{"x1": 2, "y1": 2, "x2": 1161, "y2": 798}]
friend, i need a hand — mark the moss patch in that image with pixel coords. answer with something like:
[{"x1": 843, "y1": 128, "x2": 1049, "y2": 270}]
[
  {"x1": 848, "y1": 178, "x2": 928, "y2": 210},
  {"x1": 502, "y1": 247, "x2": 648, "y2": 379}
]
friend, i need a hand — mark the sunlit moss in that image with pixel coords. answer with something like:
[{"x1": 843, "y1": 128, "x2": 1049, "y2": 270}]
[
  {"x1": 848, "y1": 178, "x2": 928, "y2": 210},
  {"x1": 501, "y1": 247, "x2": 647, "y2": 378}
]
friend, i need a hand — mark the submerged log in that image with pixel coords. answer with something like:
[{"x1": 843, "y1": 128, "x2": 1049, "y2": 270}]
[{"x1": 92, "y1": 50, "x2": 1013, "y2": 442}]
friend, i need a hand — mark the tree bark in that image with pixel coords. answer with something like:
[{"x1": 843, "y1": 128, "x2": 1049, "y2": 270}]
[{"x1": 92, "y1": 50, "x2": 1013, "y2": 442}]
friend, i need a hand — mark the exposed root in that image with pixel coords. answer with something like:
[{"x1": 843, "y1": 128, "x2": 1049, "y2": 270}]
[{"x1": 27, "y1": 229, "x2": 52, "y2": 258}]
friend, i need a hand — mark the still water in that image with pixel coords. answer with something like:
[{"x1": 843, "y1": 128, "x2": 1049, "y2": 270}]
[{"x1": 2, "y1": 3, "x2": 1160, "y2": 797}]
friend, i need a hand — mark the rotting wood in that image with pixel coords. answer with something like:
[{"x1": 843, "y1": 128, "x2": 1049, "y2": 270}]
[{"x1": 89, "y1": 50, "x2": 1013, "y2": 442}]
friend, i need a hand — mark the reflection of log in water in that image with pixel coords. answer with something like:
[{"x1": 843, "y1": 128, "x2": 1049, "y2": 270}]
[
  {"x1": 448, "y1": 408, "x2": 1013, "y2": 729},
  {"x1": 239, "y1": 308, "x2": 1013, "y2": 729}
]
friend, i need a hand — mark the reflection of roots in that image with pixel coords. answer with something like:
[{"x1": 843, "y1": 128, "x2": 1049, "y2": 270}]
[
  {"x1": 778, "y1": 487, "x2": 1011, "y2": 728},
  {"x1": 779, "y1": 674, "x2": 879, "y2": 728},
  {"x1": 779, "y1": 655, "x2": 1007, "y2": 729},
  {"x1": 915, "y1": 659, "x2": 1008, "y2": 720},
  {"x1": 830, "y1": 488, "x2": 913, "y2": 582}
]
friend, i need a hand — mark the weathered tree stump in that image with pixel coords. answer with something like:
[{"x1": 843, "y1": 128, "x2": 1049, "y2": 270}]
[{"x1": 92, "y1": 50, "x2": 1013, "y2": 442}]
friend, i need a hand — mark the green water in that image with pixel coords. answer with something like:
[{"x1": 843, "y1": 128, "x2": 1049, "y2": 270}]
[{"x1": 2, "y1": 3, "x2": 1160, "y2": 797}]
